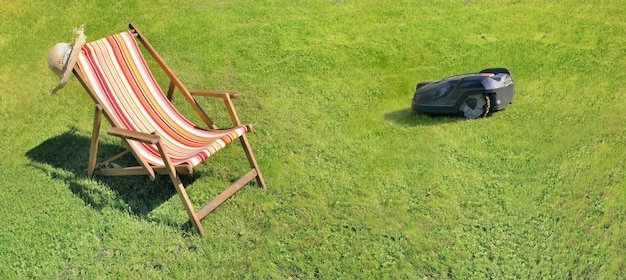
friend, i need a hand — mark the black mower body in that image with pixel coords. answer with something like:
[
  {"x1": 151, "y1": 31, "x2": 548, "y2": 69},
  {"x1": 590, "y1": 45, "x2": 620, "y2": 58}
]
[{"x1": 411, "y1": 68, "x2": 514, "y2": 116}]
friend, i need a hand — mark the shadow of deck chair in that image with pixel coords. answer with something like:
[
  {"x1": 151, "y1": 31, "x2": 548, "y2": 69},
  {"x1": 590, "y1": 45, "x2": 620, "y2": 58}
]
[{"x1": 72, "y1": 23, "x2": 266, "y2": 236}]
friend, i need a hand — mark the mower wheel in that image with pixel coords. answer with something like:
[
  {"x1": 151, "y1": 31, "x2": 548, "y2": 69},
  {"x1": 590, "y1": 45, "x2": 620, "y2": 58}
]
[{"x1": 459, "y1": 94, "x2": 490, "y2": 119}]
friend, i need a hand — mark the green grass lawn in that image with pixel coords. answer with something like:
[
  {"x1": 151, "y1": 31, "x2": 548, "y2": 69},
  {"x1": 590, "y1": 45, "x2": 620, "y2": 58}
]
[{"x1": 1, "y1": 0, "x2": 625, "y2": 278}]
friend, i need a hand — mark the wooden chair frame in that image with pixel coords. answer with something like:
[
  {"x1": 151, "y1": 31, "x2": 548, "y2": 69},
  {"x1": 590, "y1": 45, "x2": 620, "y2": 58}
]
[{"x1": 72, "y1": 23, "x2": 266, "y2": 236}]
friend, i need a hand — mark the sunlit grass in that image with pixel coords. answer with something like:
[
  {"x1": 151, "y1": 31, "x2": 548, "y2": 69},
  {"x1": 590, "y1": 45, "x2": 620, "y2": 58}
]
[{"x1": 0, "y1": 0, "x2": 624, "y2": 278}]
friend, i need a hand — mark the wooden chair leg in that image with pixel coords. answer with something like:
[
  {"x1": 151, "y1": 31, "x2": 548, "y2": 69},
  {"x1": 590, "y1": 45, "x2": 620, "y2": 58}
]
[
  {"x1": 166, "y1": 78, "x2": 176, "y2": 101},
  {"x1": 217, "y1": 94, "x2": 265, "y2": 188},
  {"x1": 171, "y1": 176, "x2": 205, "y2": 236},
  {"x1": 239, "y1": 134, "x2": 266, "y2": 189},
  {"x1": 88, "y1": 105, "x2": 103, "y2": 178},
  {"x1": 155, "y1": 140, "x2": 205, "y2": 236}
]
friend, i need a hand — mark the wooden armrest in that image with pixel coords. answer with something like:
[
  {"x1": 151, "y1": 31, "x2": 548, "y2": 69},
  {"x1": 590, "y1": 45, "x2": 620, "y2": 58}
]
[
  {"x1": 107, "y1": 127, "x2": 160, "y2": 144},
  {"x1": 188, "y1": 89, "x2": 245, "y2": 127},
  {"x1": 189, "y1": 89, "x2": 240, "y2": 98}
]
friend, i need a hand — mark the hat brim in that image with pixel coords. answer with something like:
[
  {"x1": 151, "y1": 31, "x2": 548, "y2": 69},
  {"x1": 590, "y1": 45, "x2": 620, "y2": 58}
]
[
  {"x1": 50, "y1": 25, "x2": 86, "y2": 95},
  {"x1": 61, "y1": 41, "x2": 83, "y2": 81}
]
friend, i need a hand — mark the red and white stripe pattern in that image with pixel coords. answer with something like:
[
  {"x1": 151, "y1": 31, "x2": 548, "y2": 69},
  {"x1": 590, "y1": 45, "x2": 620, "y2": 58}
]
[{"x1": 77, "y1": 31, "x2": 247, "y2": 167}]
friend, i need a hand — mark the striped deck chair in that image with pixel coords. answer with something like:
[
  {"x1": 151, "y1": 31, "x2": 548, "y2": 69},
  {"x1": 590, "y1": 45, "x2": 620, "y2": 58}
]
[{"x1": 72, "y1": 23, "x2": 266, "y2": 236}]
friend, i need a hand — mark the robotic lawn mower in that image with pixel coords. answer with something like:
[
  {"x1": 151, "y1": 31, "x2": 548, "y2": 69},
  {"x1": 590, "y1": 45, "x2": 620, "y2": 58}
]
[{"x1": 411, "y1": 68, "x2": 514, "y2": 118}]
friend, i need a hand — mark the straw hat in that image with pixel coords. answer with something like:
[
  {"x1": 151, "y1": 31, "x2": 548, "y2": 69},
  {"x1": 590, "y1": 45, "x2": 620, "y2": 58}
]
[{"x1": 48, "y1": 25, "x2": 86, "y2": 95}]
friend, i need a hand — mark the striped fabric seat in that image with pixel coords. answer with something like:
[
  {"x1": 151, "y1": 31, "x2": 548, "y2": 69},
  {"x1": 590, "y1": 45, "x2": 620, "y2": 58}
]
[{"x1": 77, "y1": 31, "x2": 247, "y2": 168}]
